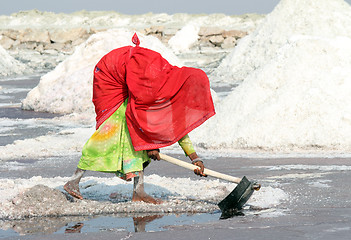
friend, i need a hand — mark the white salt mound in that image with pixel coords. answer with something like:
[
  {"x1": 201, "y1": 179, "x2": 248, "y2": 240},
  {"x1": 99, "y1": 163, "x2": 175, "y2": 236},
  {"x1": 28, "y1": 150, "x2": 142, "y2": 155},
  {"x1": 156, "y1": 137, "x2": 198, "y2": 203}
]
[
  {"x1": 193, "y1": 0, "x2": 351, "y2": 151},
  {"x1": 22, "y1": 29, "x2": 182, "y2": 114},
  {"x1": 0, "y1": 44, "x2": 27, "y2": 77},
  {"x1": 194, "y1": 36, "x2": 351, "y2": 150},
  {"x1": 212, "y1": 0, "x2": 351, "y2": 84},
  {"x1": 168, "y1": 23, "x2": 200, "y2": 53}
]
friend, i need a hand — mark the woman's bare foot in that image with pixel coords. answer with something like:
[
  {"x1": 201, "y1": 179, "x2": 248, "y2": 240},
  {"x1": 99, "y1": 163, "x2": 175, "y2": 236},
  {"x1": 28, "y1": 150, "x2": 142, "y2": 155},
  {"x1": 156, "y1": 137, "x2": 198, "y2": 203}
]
[
  {"x1": 132, "y1": 171, "x2": 162, "y2": 204},
  {"x1": 64, "y1": 168, "x2": 85, "y2": 200},
  {"x1": 132, "y1": 192, "x2": 163, "y2": 204},
  {"x1": 64, "y1": 181, "x2": 83, "y2": 200}
]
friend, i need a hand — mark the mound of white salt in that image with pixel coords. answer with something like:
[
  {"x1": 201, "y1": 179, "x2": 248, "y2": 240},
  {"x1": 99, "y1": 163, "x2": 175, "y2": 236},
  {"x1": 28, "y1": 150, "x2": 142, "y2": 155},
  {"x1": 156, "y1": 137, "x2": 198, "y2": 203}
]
[
  {"x1": 192, "y1": 0, "x2": 351, "y2": 151},
  {"x1": 212, "y1": 0, "x2": 351, "y2": 84},
  {"x1": 168, "y1": 23, "x2": 200, "y2": 53},
  {"x1": 0, "y1": 44, "x2": 27, "y2": 77}
]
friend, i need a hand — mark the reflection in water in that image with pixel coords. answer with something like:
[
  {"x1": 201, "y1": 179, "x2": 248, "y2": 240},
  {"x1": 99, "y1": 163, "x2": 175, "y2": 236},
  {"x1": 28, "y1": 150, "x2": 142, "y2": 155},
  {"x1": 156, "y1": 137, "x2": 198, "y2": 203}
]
[
  {"x1": 220, "y1": 209, "x2": 245, "y2": 219},
  {"x1": 132, "y1": 215, "x2": 163, "y2": 232},
  {"x1": 0, "y1": 214, "x2": 165, "y2": 236},
  {"x1": 65, "y1": 222, "x2": 84, "y2": 233},
  {"x1": 0, "y1": 216, "x2": 84, "y2": 235},
  {"x1": 63, "y1": 215, "x2": 164, "y2": 234},
  {"x1": 0, "y1": 212, "x2": 221, "y2": 237}
]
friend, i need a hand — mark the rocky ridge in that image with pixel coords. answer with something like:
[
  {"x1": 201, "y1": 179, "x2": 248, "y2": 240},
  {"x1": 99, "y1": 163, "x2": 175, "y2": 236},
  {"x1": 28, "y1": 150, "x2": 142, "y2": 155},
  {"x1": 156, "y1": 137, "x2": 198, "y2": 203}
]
[{"x1": 0, "y1": 10, "x2": 263, "y2": 72}]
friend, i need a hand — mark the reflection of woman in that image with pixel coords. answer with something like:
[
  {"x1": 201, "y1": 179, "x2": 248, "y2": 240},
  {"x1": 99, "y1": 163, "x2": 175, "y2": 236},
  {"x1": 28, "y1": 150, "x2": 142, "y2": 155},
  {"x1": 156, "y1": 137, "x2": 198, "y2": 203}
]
[{"x1": 64, "y1": 34, "x2": 215, "y2": 204}]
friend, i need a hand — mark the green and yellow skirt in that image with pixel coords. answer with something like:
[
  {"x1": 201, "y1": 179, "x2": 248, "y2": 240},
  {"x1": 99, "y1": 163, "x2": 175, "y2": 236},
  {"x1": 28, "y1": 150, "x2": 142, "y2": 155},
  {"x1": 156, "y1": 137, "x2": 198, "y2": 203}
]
[{"x1": 78, "y1": 99, "x2": 150, "y2": 180}]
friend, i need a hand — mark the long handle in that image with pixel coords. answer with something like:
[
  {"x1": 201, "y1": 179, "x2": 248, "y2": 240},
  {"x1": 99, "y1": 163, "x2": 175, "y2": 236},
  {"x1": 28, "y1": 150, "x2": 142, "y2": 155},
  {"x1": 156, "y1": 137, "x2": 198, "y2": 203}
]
[{"x1": 159, "y1": 153, "x2": 242, "y2": 184}]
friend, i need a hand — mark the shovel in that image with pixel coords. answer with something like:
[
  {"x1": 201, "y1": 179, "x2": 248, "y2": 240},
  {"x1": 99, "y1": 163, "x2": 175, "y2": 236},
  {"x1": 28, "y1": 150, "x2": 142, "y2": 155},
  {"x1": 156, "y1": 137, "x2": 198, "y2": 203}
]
[{"x1": 159, "y1": 153, "x2": 261, "y2": 216}]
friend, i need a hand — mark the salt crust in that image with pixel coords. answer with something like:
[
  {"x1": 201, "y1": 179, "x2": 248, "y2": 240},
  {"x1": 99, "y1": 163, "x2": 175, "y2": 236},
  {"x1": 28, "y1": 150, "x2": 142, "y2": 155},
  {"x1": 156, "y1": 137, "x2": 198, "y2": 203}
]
[{"x1": 0, "y1": 175, "x2": 287, "y2": 220}]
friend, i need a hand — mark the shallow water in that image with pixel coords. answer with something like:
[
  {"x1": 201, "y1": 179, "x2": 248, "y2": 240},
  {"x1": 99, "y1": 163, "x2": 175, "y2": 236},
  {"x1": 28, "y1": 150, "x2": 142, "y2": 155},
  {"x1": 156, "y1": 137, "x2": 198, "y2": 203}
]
[
  {"x1": 0, "y1": 75, "x2": 63, "y2": 146},
  {"x1": 0, "y1": 212, "x2": 221, "y2": 237}
]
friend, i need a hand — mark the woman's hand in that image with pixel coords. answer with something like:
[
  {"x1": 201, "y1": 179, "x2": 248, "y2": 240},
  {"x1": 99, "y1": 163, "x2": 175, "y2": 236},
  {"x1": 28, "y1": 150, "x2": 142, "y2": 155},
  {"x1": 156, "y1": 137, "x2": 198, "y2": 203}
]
[
  {"x1": 193, "y1": 160, "x2": 207, "y2": 177},
  {"x1": 189, "y1": 152, "x2": 206, "y2": 177},
  {"x1": 147, "y1": 149, "x2": 160, "y2": 160}
]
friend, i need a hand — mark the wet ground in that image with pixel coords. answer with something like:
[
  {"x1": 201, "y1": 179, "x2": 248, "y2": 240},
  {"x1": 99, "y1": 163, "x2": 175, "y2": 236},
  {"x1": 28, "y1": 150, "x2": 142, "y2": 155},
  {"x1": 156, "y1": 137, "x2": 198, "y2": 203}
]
[
  {"x1": 1, "y1": 76, "x2": 351, "y2": 239},
  {"x1": 1, "y1": 154, "x2": 351, "y2": 239}
]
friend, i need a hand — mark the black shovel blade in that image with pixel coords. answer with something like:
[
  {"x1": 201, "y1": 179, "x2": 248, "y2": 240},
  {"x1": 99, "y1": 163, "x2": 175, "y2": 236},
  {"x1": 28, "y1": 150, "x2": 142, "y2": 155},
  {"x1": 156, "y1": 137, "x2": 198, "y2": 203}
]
[{"x1": 218, "y1": 176, "x2": 255, "y2": 212}]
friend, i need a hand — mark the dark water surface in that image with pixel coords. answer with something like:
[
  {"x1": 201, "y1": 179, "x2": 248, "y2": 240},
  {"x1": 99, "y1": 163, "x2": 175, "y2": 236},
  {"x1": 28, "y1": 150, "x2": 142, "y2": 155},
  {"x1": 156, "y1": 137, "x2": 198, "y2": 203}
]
[
  {"x1": 0, "y1": 75, "x2": 63, "y2": 146},
  {"x1": 0, "y1": 212, "x2": 221, "y2": 237}
]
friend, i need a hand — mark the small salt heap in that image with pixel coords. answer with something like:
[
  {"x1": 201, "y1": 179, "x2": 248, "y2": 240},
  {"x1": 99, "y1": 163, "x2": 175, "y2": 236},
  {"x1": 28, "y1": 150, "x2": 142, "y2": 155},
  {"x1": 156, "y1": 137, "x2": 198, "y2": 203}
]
[{"x1": 0, "y1": 44, "x2": 27, "y2": 77}]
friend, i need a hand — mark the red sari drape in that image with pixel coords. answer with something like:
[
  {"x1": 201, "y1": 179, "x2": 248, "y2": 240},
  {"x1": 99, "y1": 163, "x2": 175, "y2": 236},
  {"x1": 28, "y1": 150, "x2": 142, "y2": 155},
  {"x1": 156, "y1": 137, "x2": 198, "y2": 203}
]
[{"x1": 92, "y1": 35, "x2": 215, "y2": 151}]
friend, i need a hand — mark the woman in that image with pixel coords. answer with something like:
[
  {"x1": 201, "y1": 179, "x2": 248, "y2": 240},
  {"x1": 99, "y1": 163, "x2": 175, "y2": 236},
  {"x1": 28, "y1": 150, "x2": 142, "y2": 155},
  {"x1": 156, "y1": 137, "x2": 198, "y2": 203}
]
[{"x1": 64, "y1": 34, "x2": 215, "y2": 204}]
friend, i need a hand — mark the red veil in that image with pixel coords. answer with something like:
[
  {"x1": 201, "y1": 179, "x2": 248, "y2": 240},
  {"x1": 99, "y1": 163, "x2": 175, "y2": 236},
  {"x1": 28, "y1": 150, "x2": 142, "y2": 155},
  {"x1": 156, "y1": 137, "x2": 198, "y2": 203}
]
[{"x1": 93, "y1": 34, "x2": 215, "y2": 151}]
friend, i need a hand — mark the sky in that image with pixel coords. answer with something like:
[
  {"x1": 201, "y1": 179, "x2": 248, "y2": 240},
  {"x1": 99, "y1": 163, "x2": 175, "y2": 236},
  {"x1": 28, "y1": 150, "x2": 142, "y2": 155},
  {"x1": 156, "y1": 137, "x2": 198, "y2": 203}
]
[
  {"x1": 1, "y1": 0, "x2": 351, "y2": 16},
  {"x1": 0, "y1": 0, "x2": 283, "y2": 16}
]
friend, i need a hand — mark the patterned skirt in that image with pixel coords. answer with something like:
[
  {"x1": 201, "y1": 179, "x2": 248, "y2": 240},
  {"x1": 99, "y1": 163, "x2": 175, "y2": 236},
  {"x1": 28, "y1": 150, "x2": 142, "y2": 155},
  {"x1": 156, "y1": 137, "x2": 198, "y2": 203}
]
[{"x1": 77, "y1": 99, "x2": 150, "y2": 180}]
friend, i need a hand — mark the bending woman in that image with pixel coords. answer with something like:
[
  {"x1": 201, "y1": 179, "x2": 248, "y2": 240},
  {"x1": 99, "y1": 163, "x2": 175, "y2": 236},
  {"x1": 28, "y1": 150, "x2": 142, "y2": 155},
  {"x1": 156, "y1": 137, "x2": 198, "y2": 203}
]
[{"x1": 64, "y1": 34, "x2": 215, "y2": 204}]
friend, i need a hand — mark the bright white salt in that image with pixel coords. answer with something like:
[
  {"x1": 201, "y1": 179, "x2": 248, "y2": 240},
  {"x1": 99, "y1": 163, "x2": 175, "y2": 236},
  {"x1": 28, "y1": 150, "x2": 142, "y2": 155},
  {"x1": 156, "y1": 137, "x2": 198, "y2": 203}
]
[
  {"x1": 0, "y1": 175, "x2": 287, "y2": 219},
  {"x1": 192, "y1": 0, "x2": 351, "y2": 151},
  {"x1": 168, "y1": 23, "x2": 199, "y2": 53},
  {"x1": 212, "y1": 0, "x2": 351, "y2": 84},
  {"x1": 0, "y1": 44, "x2": 27, "y2": 77}
]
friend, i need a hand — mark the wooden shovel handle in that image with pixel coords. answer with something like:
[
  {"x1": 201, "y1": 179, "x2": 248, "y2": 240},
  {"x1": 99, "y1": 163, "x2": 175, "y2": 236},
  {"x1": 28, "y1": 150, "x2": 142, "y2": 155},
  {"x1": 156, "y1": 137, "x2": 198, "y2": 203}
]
[{"x1": 159, "y1": 153, "x2": 242, "y2": 184}]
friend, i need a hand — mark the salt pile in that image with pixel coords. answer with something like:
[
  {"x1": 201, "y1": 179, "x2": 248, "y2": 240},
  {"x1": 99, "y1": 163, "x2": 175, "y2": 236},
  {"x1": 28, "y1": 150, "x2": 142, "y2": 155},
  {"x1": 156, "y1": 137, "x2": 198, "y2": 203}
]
[
  {"x1": 168, "y1": 23, "x2": 200, "y2": 53},
  {"x1": 22, "y1": 29, "x2": 182, "y2": 114},
  {"x1": 193, "y1": 0, "x2": 351, "y2": 151},
  {"x1": 0, "y1": 44, "x2": 27, "y2": 77},
  {"x1": 212, "y1": 0, "x2": 351, "y2": 84}
]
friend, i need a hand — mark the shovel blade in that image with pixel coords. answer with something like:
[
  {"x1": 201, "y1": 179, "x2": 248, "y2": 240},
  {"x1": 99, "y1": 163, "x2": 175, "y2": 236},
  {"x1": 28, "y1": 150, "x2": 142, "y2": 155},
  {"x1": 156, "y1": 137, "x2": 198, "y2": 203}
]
[{"x1": 218, "y1": 176, "x2": 255, "y2": 212}]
